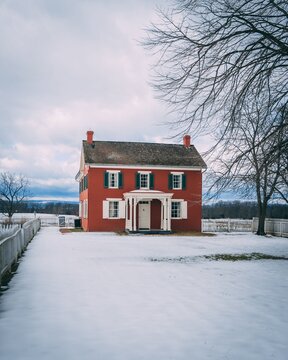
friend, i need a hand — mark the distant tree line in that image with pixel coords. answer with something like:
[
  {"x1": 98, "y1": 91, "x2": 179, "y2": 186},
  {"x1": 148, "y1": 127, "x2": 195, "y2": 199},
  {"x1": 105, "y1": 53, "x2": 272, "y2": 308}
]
[
  {"x1": 0, "y1": 200, "x2": 79, "y2": 216},
  {"x1": 203, "y1": 201, "x2": 288, "y2": 220}
]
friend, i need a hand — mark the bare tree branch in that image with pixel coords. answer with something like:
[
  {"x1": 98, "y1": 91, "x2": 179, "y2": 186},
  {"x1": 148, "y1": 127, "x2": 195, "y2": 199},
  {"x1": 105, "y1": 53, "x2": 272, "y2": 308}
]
[{"x1": 143, "y1": 0, "x2": 288, "y2": 139}]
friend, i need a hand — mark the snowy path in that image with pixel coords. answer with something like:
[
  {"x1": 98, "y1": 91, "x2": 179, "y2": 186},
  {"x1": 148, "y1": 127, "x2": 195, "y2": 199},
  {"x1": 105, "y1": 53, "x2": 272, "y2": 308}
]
[{"x1": 0, "y1": 227, "x2": 288, "y2": 360}]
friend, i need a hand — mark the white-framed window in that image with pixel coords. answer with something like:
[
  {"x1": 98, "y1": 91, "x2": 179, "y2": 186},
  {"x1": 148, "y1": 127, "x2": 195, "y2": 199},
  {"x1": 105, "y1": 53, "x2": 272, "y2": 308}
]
[
  {"x1": 79, "y1": 201, "x2": 83, "y2": 217},
  {"x1": 109, "y1": 172, "x2": 118, "y2": 188},
  {"x1": 109, "y1": 201, "x2": 119, "y2": 218},
  {"x1": 171, "y1": 200, "x2": 188, "y2": 219},
  {"x1": 103, "y1": 199, "x2": 125, "y2": 219},
  {"x1": 137, "y1": 171, "x2": 153, "y2": 190},
  {"x1": 140, "y1": 173, "x2": 149, "y2": 189},
  {"x1": 169, "y1": 172, "x2": 186, "y2": 190},
  {"x1": 172, "y1": 174, "x2": 182, "y2": 189},
  {"x1": 171, "y1": 201, "x2": 181, "y2": 218},
  {"x1": 104, "y1": 170, "x2": 122, "y2": 189}
]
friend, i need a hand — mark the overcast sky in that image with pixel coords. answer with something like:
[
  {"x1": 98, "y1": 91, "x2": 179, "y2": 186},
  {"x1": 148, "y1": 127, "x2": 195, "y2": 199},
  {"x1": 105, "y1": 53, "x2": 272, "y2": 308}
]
[{"x1": 0, "y1": 0, "x2": 207, "y2": 201}]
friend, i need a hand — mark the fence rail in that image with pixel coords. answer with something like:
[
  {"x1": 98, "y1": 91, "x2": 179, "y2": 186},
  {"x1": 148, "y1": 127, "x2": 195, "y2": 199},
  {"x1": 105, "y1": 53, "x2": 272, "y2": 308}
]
[{"x1": 0, "y1": 218, "x2": 41, "y2": 286}]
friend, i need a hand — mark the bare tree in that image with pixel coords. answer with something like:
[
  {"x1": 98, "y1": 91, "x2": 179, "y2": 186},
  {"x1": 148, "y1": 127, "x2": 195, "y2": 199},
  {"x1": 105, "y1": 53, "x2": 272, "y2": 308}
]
[
  {"x1": 144, "y1": 0, "x2": 288, "y2": 233},
  {"x1": 207, "y1": 100, "x2": 287, "y2": 235},
  {"x1": 0, "y1": 172, "x2": 30, "y2": 223},
  {"x1": 143, "y1": 0, "x2": 288, "y2": 138}
]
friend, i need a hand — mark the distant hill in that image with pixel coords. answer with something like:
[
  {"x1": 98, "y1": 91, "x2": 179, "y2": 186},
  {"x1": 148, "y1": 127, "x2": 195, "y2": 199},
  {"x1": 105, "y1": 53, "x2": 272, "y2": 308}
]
[{"x1": 3, "y1": 200, "x2": 79, "y2": 216}]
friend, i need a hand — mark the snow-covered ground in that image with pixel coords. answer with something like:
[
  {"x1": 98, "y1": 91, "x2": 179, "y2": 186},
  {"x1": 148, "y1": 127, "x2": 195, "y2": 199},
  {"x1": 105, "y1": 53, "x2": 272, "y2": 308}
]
[{"x1": 0, "y1": 228, "x2": 287, "y2": 360}]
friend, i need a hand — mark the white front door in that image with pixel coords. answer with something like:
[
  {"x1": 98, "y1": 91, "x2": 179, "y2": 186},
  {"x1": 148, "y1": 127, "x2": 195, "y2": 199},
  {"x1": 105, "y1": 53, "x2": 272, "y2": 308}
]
[{"x1": 138, "y1": 202, "x2": 150, "y2": 229}]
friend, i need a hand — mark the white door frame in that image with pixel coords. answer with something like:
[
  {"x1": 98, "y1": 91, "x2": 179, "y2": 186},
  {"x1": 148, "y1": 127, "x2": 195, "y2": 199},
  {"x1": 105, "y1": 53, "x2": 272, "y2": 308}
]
[{"x1": 138, "y1": 201, "x2": 151, "y2": 229}]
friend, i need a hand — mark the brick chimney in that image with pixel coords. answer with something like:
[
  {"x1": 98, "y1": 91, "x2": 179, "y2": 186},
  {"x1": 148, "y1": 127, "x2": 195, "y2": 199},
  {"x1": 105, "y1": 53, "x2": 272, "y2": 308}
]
[
  {"x1": 87, "y1": 130, "x2": 94, "y2": 144},
  {"x1": 183, "y1": 134, "x2": 191, "y2": 148}
]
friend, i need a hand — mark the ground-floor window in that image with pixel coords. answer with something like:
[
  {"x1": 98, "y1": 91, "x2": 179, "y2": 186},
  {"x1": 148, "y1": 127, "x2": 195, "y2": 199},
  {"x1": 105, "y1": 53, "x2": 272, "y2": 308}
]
[
  {"x1": 171, "y1": 200, "x2": 188, "y2": 219},
  {"x1": 171, "y1": 201, "x2": 181, "y2": 218},
  {"x1": 103, "y1": 199, "x2": 125, "y2": 219},
  {"x1": 109, "y1": 201, "x2": 119, "y2": 218}
]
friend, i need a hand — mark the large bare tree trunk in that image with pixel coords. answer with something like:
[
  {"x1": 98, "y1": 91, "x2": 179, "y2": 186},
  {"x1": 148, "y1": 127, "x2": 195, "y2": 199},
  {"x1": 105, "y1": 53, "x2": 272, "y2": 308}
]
[{"x1": 257, "y1": 204, "x2": 267, "y2": 236}]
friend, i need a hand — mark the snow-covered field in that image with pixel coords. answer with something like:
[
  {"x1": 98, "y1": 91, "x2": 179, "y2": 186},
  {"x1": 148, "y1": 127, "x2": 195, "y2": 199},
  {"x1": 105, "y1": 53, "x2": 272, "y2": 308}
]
[{"x1": 0, "y1": 228, "x2": 287, "y2": 360}]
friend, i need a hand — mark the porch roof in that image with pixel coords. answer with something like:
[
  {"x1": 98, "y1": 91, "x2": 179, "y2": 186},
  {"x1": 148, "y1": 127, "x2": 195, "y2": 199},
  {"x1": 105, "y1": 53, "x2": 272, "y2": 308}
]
[{"x1": 123, "y1": 190, "x2": 173, "y2": 200}]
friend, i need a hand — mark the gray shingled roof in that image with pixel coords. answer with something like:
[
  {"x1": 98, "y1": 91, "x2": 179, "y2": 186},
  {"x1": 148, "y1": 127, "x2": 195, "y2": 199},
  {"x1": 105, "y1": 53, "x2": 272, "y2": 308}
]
[{"x1": 83, "y1": 140, "x2": 206, "y2": 168}]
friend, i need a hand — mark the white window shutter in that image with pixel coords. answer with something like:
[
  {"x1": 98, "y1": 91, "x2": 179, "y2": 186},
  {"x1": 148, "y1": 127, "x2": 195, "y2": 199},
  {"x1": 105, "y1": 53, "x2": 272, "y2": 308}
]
[
  {"x1": 84, "y1": 200, "x2": 88, "y2": 219},
  {"x1": 181, "y1": 201, "x2": 188, "y2": 219},
  {"x1": 119, "y1": 200, "x2": 126, "y2": 219},
  {"x1": 103, "y1": 200, "x2": 109, "y2": 219}
]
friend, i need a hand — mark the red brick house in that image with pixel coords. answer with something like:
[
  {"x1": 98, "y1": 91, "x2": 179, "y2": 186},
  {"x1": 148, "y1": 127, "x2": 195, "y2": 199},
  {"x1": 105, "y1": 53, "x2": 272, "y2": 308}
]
[{"x1": 76, "y1": 131, "x2": 206, "y2": 232}]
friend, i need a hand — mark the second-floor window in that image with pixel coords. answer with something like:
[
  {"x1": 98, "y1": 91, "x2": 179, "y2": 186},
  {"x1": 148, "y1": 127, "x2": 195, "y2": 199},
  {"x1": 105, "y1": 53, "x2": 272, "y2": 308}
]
[
  {"x1": 104, "y1": 171, "x2": 123, "y2": 189},
  {"x1": 169, "y1": 173, "x2": 186, "y2": 190},
  {"x1": 79, "y1": 175, "x2": 88, "y2": 193},
  {"x1": 136, "y1": 172, "x2": 154, "y2": 190},
  {"x1": 140, "y1": 173, "x2": 149, "y2": 189},
  {"x1": 109, "y1": 172, "x2": 118, "y2": 188},
  {"x1": 172, "y1": 174, "x2": 181, "y2": 189}
]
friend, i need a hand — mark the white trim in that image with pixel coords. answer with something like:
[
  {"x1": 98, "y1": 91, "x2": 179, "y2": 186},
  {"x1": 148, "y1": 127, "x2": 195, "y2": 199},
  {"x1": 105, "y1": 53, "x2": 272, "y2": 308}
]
[
  {"x1": 171, "y1": 171, "x2": 184, "y2": 175},
  {"x1": 106, "y1": 198, "x2": 123, "y2": 201},
  {"x1": 107, "y1": 170, "x2": 121, "y2": 173},
  {"x1": 124, "y1": 191, "x2": 173, "y2": 200},
  {"x1": 88, "y1": 164, "x2": 204, "y2": 171},
  {"x1": 138, "y1": 171, "x2": 152, "y2": 174},
  {"x1": 75, "y1": 146, "x2": 86, "y2": 181}
]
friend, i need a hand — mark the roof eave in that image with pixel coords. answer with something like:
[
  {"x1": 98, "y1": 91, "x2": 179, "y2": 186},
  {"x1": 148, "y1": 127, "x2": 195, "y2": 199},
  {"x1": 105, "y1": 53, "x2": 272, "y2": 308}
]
[{"x1": 87, "y1": 163, "x2": 206, "y2": 171}]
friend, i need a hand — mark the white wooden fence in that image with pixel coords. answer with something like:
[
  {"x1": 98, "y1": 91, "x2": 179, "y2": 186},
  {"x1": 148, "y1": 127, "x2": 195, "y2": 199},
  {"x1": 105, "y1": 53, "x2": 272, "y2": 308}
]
[
  {"x1": 202, "y1": 219, "x2": 252, "y2": 233},
  {"x1": 252, "y1": 218, "x2": 288, "y2": 238},
  {"x1": 0, "y1": 218, "x2": 41, "y2": 286},
  {"x1": 0, "y1": 224, "x2": 21, "y2": 241},
  {"x1": 0, "y1": 214, "x2": 78, "y2": 228},
  {"x1": 40, "y1": 215, "x2": 78, "y2": 227},
  {"x1": 202, "y1": 218, "x2": 288, "y2": 237}
]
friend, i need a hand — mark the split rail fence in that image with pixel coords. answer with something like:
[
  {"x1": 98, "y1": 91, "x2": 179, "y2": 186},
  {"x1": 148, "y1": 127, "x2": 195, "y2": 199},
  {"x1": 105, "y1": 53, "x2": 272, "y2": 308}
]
[{"x1": 0, "y1": 218, "x2": 41, "y2": 286}]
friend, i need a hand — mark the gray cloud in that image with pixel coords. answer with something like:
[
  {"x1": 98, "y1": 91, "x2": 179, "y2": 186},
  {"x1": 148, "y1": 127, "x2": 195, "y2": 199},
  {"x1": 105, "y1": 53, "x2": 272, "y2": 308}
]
[{"x1": 0, "y1": 0, "x2": 185, "y2": 200}]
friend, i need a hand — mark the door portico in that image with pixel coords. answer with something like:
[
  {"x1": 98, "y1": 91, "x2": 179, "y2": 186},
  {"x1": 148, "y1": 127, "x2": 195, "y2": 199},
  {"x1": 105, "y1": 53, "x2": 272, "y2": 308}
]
[{"x1": 124, "y1": 190, "x2": 173, "y2": 232}]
